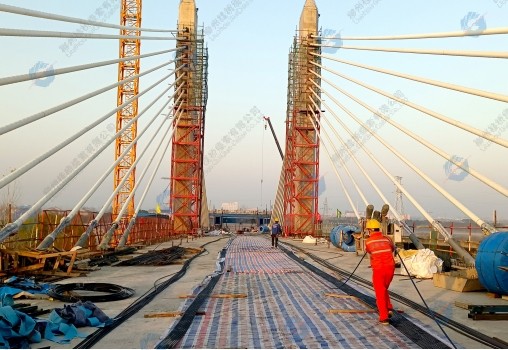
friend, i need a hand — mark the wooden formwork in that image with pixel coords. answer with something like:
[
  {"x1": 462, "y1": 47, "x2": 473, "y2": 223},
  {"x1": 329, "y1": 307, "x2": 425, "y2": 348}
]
[{"x1": 0, "y1": 248, "x2": 93, "y2": 277}]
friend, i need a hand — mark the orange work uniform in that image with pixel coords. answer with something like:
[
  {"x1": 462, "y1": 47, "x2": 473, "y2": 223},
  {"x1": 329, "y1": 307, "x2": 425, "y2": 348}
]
[{"x1": 365, "y1": 230, "x2": 395, "y2": 322}]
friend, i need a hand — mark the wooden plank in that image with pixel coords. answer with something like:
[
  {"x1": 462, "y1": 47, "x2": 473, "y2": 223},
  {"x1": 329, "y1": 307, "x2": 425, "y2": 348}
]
[
  {"x1": 29, "y1": 271, "x2": 85, "y2": 278},
  {"x1": 454, "y1": 301, "x2": 472, "y2": 310},
  {"x1": 144, "y1": 312, "x2": 183, "y2": 318},
  {"x1": 471, "y1": 314, "x2": 508, "y2": 320},
  {"x1": 324, "y1": 293, "x2": 372, "y2": 308},
  {"x1": 14, "y1": 263, "x2": 45, "y2": 273},
  {"x1": 328, "y1": 309, "x2": 376, "y2": 314},
  {"x1": 211, "y1": 294, "x2": 247, "y2": 298},
  {"x1": 66, "y1": 251, "x2": 77, "y2": 274},
  {"x1": 53, "y1": 256, "x2": 61, "y2": 271},
  {"x1": 324, "y1": 293, "x2": 356, "y2": 298},
  {"x1": 179, "y1": 294, "x2": 248, "y2": 299},
  {"x1": 456, "y1": 302, "x2": 507, "y2": 310},
  {"x1": 486, "y1": 292, "x2": 501, "y2": 298}
]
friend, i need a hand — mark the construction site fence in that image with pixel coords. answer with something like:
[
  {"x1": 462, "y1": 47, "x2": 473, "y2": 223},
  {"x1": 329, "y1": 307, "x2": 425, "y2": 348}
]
[{"x1": 0, "y1": 210, "x2": 183, "y2": 252}]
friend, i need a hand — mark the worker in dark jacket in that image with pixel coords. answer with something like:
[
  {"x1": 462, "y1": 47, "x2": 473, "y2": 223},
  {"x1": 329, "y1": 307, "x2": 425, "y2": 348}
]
[
  {"x1": 365, "y1": 219, "x2": 396, "y2": 324},
  {"x1": 271, "y1": 218, "x2": 282, "y2": 248}
]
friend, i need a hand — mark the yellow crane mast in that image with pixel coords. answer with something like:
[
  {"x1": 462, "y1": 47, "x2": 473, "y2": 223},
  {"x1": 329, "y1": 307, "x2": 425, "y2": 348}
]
[{"x1": 113, "y1": 0, "x2": 142, "y2": 221}]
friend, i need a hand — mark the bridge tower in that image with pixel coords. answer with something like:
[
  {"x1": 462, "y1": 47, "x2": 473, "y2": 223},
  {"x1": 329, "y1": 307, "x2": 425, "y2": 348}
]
[
  {"x1": 169, "y1": 0, "x2": 208, "y2": 234},
  {"x1": 281, "y1": 0, "x2": 321, "y2": 236},
  {"x1": 113, "y1": 0, "x2": 142, "y2": 221}
]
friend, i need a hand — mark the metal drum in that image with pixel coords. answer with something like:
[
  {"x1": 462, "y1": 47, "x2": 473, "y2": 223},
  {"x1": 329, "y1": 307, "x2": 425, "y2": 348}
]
[
  {"x1": 330, "y1": 225, "x2": 359, "y2": 252},
  {"x1": 475, "y1": 231, "x2": 508, "y2": 294}
]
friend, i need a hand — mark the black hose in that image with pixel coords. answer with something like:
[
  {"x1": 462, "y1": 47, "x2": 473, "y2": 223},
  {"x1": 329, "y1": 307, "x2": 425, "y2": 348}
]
[
  {"x1": 397, "y1": 251, "x2": 457, "y2": 349},
  {"x1": 284, "y1": 242, "x2": 507, "y2": 349},
  {"x1": 280, "y1": 244, "x2": 450, "y2": 349},
  {"x1": 338, "y1": 251, "x2": 366, "y2": 288},
  {"x1": 74, "y1": 237, "x2": 226, "y2": 349},
  {"x1": 155, "y1": 245, "x2": 228, "y2": 349},
  {"x1": 48, "y1": 283, "x2": 135, "y2": 303}
]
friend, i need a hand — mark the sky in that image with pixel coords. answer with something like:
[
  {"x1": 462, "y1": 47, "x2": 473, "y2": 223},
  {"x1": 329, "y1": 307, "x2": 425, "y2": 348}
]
[{"x1": 0, "y1": 0, "x2": 507, "y2": 222}]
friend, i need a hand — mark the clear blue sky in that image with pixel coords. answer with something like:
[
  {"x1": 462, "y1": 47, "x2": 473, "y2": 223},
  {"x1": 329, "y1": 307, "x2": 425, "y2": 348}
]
[{"x1": 0, "y1": 0, "x2": 507, "y2": 221}]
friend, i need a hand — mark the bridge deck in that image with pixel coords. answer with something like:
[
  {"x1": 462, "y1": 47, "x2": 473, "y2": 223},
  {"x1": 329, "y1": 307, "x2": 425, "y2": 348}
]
[{"x1": 159, "y1": 236, "x2": 450, "y2": 349}]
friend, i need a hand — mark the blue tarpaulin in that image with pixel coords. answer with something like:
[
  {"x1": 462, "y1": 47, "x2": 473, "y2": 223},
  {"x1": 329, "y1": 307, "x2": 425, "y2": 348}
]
[{"x1": 0, "y1": 300, "x2": 111, "y2": 348}]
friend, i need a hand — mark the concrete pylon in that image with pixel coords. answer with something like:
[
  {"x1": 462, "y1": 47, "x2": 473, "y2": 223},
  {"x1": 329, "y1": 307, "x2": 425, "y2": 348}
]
[
  {"x1": 178, "y1": 0, "x2": 197, "y2": 31},
  {"x1": 299, "y1": 0, "x2": 318, "y2": 36},
  {"x1": 170, "y1": 0, "x2": 207, "y2": 235},
  {"x1": 282, "y1": 0, "x2": 321, "y2": 237}
]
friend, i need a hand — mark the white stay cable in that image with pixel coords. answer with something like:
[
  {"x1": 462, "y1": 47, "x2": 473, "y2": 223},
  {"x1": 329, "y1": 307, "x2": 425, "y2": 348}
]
[
  {"x1": 0, "y1": 28, "x2": 180, "y2": 40},
  {"x1": 0, "y1": 59, "x2": 176, "y2": 136},
  {"x1": 99, "y1": 109, "x2": 184, "y2": 249},
  {"x1": 313, "y1": 27, "x2": 508, "y2": 40},
  {"x1": 312, "y1": 69, "x2": 508, "y2": 198},
  {"x1": 318, "y1": 87, "x2": 497, "y2": 234},
  {"x1": 0, "y1": 73, "x2": 179, "y2": 243},
  {"x1": 0, "y1": 4, "x2": 178, "y2": 33},
  {"x1": 307, "y1": 99, "x2": 369, "y2": 208},
  {"x1": 308, "y1": 95, "x2": 390, "y2": 214},
  {"x1": 36, "y1": 83, "x2": 183, "y2": 250},
  {"x1": 315, "y1": 53, "x2": 508, "y2": 103},
  {"x1": 312, "y1": 43, "x2": 508, "y2": 59},
  {"x1": 73, "y1": 107, "x2": 182, "y2": 250},
  {"x1": 118, "y1": 105, "x2": 185, "y2": 247},
  {"x1": 310, "y1": 89, "x2": 477, "y2": 265},
  {"x1": 310, "y1": 90, "x2": 424, "y2": 248},
  {"x1": 306, "y1": 106, "x2": 359, "y2": 219},
  {"x1": 0, "y1": 48, "x2": 182, "y2": 86},
  {"x1": 311, "y1": 61, "x2": 508, "y2": 149},
  {"x1": 0, "y1": 64, "x2": 182, "y2": 190}
]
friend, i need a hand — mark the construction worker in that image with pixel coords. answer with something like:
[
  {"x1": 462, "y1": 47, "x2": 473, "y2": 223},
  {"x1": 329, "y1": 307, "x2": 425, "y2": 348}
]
[
  {"x1": 271, "y1": 218, "x2": 282, "y2": 248},
  {"x1": 365, "y1": 219, "x2": 396, "y2": 325}
]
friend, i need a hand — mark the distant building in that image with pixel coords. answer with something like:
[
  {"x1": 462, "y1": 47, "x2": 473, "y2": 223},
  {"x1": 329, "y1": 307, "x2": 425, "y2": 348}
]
[
  {"x1": 221, "y1": 202, "x2": 239, "y2": 211},
  {"x1": 344, "y1": 211, "x2": 356, "y2": 218}
]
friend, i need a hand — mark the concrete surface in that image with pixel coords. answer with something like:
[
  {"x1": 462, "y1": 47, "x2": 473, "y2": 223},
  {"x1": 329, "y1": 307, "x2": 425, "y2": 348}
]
[{"x1": 23, "y1": 234, "x2": 507, "y2": 349}]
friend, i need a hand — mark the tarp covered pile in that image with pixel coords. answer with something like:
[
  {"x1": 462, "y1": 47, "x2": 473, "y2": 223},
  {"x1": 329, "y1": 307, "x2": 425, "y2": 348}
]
[{"x1": 399, "y1": 248, "x2": 444, "y2": 279}]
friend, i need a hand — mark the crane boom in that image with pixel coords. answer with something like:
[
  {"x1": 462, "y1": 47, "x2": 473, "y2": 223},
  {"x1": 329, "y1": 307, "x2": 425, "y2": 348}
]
[{"x1": 263, "y1": 116, "x2": 284, "y2": 160}]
